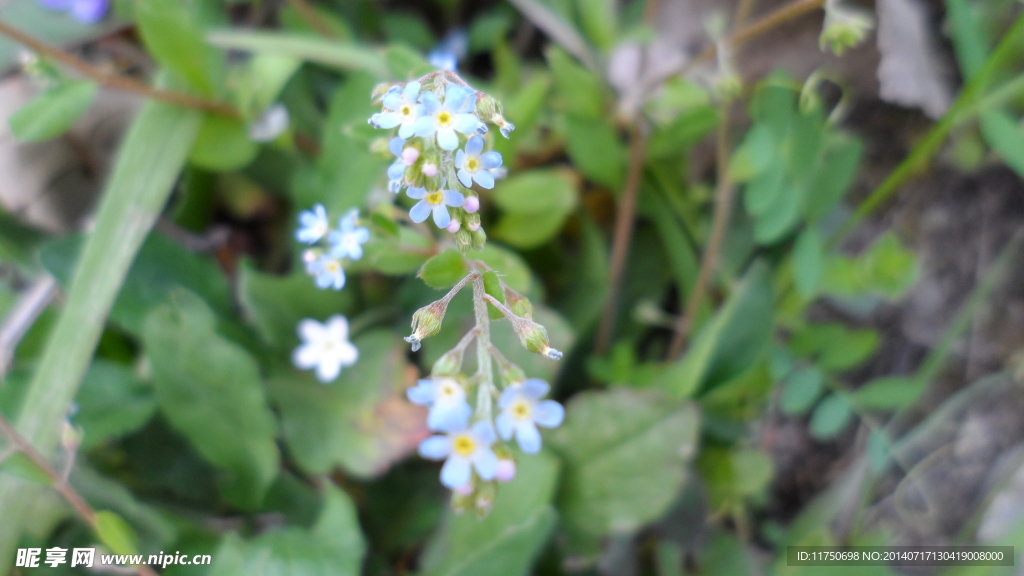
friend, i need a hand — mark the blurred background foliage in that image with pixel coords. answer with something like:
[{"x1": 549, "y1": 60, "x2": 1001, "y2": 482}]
[{"x1": 3, "y1": 0, "x2": 1024, "y2": 574}]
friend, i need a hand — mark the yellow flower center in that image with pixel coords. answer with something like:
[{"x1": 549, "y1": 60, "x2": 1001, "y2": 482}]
[
  {"x1": 437, "y1": 111, "x2": 452, "y2": 127},
  {"x1": 400, "y1": 104, "x2": 413, "y2": 117},
  {"x1": 325, "y1": 261, "x2": 340, "y2": 272},
  {"x1": 426, "y1": 191, "x2": 444, "y2": 205},
  {"x1": 453, "y1": 434, "x2": 475, "y2": 456},
  {"x1": 466, "y1": 157, "x2": 480, "y2": 171},
  {"x1": 440, "y1": 382, "x2": 458, "y2": 398},
  {"x1": 511, "y1": 399, "x2": 532, "y2": 420}
]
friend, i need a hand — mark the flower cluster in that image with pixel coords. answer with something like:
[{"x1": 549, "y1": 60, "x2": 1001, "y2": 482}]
[
  {"x1": 369, "y1": 72, "x2": 513, "y2": 252},
  {"x1": 295, "y1": 205, "x2": 370, "y2": 291}
]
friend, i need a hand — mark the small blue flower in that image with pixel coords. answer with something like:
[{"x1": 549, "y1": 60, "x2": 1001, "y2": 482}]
[
  {"x1": 309, "y1": 254, "x2": 346, "y2": 290},
  {"x1": 427, "y1": 29, "x2": 468, "y2": 73},
  {"x1": 456, "y1": 135, "x2": 503, "y2": 189},
  {"x1": 407, "y1": 377, "x2": 473, "y2": 431},
  {"x1": 370, "y1": 81, "x2": 422, "y2": 139},
  {"x1": 413, "y1": 86, "x2": 481, "y2": 151},
  {"x1": 296, "y1": 203, "x2": 329, "y2": 244},
  {"x1": 407, "y1": 187, "x2": 465, "y2": 228},
  {"x1": 40, "y1": 0, "x2": 108, "y2": 24},
  {"x1": 328, "y1": 209, "x2": 370, "y2": 261},
  {"x1": 496, "y1": 379, "x2": 565, "y2": 454},
  {"x1": 387, "y1": 137, "x2": 419, "y2": 194},
  {"x1": 419, "y1": 419, "x2": 499, "y2": 489}
]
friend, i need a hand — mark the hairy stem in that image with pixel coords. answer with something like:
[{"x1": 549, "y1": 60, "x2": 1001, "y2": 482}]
[
  {"x1": 471, "y1": 277, "x2": 495, "y2": 420},
  {"x1": 596, "y1": 123, "x2": 649, "y2": 354},
  {"x1": 0, "y1": 21, "x2": 240, "y2": 118}
]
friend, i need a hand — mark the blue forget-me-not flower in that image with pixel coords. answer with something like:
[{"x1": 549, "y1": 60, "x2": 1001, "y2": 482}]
[
  {"x1": 329, "y1": 209, "x2": 370, "y2": 261},
  {"x1": 407, "y1": 187, "x2": 464, "y2": 228},
  {"x1": 407, "y1": 377, "x2": 473, "y2": 432},
  {"x1": 456, "y1": 135, "x2": 503, "y2": 189},
  {"x1": 496, "y1": 379, "x2": 565, "y2": 454},
  {"x1": 418, "y1": 419, "x2": 499, "y2": 489},
  {"x1": 370, "y1": 81, "x2": 423, "y2": 139},
  {"x1": 414, "y1": 85, "x2": 481, "y2": 151},
  {"x1": 296, "y1": 203, "x2": 330, "y2": 244}
]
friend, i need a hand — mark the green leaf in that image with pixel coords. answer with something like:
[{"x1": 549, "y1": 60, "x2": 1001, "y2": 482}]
[
  {"x1": 143, "y1": 290, "x2": 279, "y2": 509},
  {"x1": 0, "y1": 453, "x2": 51, "y2": 485},
  {"x1": 483, "y1": 271, "x2": 505, "y2": 319},
  {"x1": 362, "y1": 227, "x2": 434, "y2": 275},
  {"x1": 420, "y1": 452, "x2": 560, "y2": 576},
  {"x1": 780, "y1": 366, "x2": 824, "y2": 415},
  {"x1": 548, "y1": 388, "x2": 700, "y2": 538},
  {"x1": 809, "y1": 393, "x2": 853, "y2": 439},
  {"x1": 493, "y1": 210, "x2": 572, "y2": 249},
  {"x1": 418, "y1": 249, "x2": 469, "y2": 289},
  {"x1": 8, "y1": 80, "x2": 97, "y2": 142},
  {"x1": 789, "y1": 323, "x2": 879, "y2": 371},
  {"x1": 562, "y1": 115, "x2": 626, "y2": 188},
  {"x1": 849, "y1": 376, "x2": 924, "y2": 409},
  {"x1": 821, "y1": 232, "x2": 918, "y2": 299},
  {"x1": 269, "y1": 331, "x2": 423, "y2": 478},
  {"x1": 646, "y1": 105, "x2": 718, "y2": 159},
  {"x1": 793, "y1": 227, "x2": 824, "y2": 298},
  {"x1": 802, "y1": 135, "x2": 862, "y2": 220},
  {"x1": 981, "y1": 109, "x2": 1024, "y2": 180},
  {"x1": 206, "y1": 30, "x2": 391, "y2": 78},
  {"x1": 188, "y1": 114, "x2": 259, "y2": 171},
  {"x1": 575, "y1": 0, "x2": 617, "y2": 50},
  {"x1": 233, "y1": 53, "x2": 301, "y2": 115},
  {"x1": 546, "y1": 46, "x2": 604, "y2": 117},
  {"x1": 136, "y1": 0, "x2": 223, "y2": 95},
  {"x1": 237, "y1": 260, "x2": 354, "y2": 351},
  {"x1": 752, "y1": 176, "x2": 803, "y2": 244},
  {"x1": 73, "y1": 360, "x2": 156, "y2": 450},
  {"x1": 95, "y1": 510, "x2": 140, "y2": 556},
  {"x1": 468, "y1": 244, "x2": 533, "y2": 294},
  {"x1": 209, "y1": 485, "x2": 365, "y2": 576},
  {"x1": 384, "y1": 44, "x2": 434, "y2": 78},
  {"x1": 659, "y1": 261, "x2": 774, "y2": 397},
  {"x1": 728, "y1": 124, "x2": 775, "y2": 182},
  {"x1": 492, "y1": 168, "x2": 579, "y2": 249}
]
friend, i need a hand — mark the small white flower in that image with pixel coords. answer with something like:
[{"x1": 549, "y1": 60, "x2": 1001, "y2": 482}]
[
  {"x1": 328, "y1": 209, "x2": 370, "y2": 260},
  {"x1": 407, "y1": 187, "x2": 465, "y2": 228},
  {"x1": 418, "y1": 420, "x2": 499, "y2": 489},
  {"x1": 407, "y1": 376, "x2": 473, "y2": 431},
  {"x1": 295, "y1": 203, "x2": 329, "y2": 244},
  {"x1": 370, "y1": 81, "x2": 422, "y2": 139},
  {"x1": 456, "y1": 135, "x2": 503, "y2": 189},
  {"x1": 413, "y1": 85, "x2": 481, "y2": 151},
  {"x1": 496, "y1": 379, "x2": 565, "y2": 454},
  {"x1": 249, "y1": 103, "x2": 290, "y2": 142},
  {"x1": 292, "y1": 315, "x2": 358, "y2": 383}
]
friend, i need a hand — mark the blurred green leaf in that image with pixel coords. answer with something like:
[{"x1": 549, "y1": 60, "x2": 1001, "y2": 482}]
[
  {"x1": 802, "y1": 135, "x2": 862, "y2": 220},
  {"x1": 0, "y1": 210, "x2": 47, "y2": 270},
  {"x1": 0, "y1": 453, "x2": 51, "y2": 485},
  {"x1": 483, "y1": 271, "x2": 506, "y2": 319},
  {"x1": 492, "y1": 169, "x2": 579, "y2": 248},
  {"x1": 188, "y1": 114, "x2": 258, "y2": 171},
  {"x1": 362, "y1": 227, "x2": 434, "y2": 275},
  {"x1": 980, "y1": 110, "x2": 1024, "y2": 179},
  {"x1": 821, "y1": 232, "x2": 918, "y2": 299},
  {"x1": 793, "y1": 227, "x2": 823, "y2": 298},
  {"x1": 233, "y1": 54, "x2": 301, "y2": 115},
  {"x1": 143, "y1": 290, "x2": 279, "y2": 509},
  {"x1": 381, "y1": 12, "x2": 435, "y2": 50},
  {"x1": 95, "y1": 510, "x2": 140, "y2": 556},
  {"x1": 8, "y1": 80, "x2": 97, "y2": 142},
  {"x1": 384, "y1": 44, "x2": 434, "y2": 78},
  {"x1": 849, "y1": 376, "x2": 924, "y2": 409},
  {"x1": 780, "y1": 366, "x2": 824, "y2": 415},
  {"x1": 209, "y1": 486, "x2": 365, "y2": 576},
  {"x1": 136, "y1": 0, "x2": 223, "y2": 95},
  {"x1": 659, "y1": 261, "x2": 774, "y2": 397},
  {"x1": 71, "y1": 466, "x2": 178, "y2": 551},
  {"x1": 548, "y1": 388, "x2": 700, "y2": 538},
  {"x1": 700, "y1": 446, "x2": 774, "y2": 506},
  {"x1": 469, "y1": 10, "x2": 515, "y2": 53},
  {"x1": 206, "y1": 31, "x2": 391, "y2": 78},
  {"x1": 789, "y1": 323, "x2": 879, "y2": 371},
  {"x1": 809, "y1": 393, "x2": 853, "y2": 439},
  {"x1": 646, "y1": 105, "x2": 718, "y2": 159},
  {"x1": 468, "y1": 243, "x2": 534, "y2": 294},
  {"x1": 269, "y1": 331, "x2": 425, "y2": 478},
  {"x1": 419, "y1": 249, "x2": 469, "y2": 289},
  {"x1": 73, "y1": 360, "x2": 156, "y2": 450},
  {"x1": 575, "y1": 0, "x2": 617, "y2": 50},
  {"x1": 728, "y1": 124, "x2": 775, "y2": 182},
  {"x1": 562, "y1": 115, "x2": 626, "y2": 188},
  {"x1": 546, "y1": 46, "x2": 604, "y2": 117},
  {"x1": 420, "y1": 452, "x2": 560, "y2": 576}
]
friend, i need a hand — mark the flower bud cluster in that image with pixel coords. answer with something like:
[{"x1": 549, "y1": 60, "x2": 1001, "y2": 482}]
[
  {"x1": 819, "y1": 0, "x2": 874, "y2": 56},
  {"x1": 294, "y1": 205, "x2": 370, "y2": 291},
  {"x1": 368, "y1": 72, "x2": 513, "y2": 252}
]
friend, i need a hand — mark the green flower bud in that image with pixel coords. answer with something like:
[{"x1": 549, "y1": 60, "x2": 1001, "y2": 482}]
[
  {"x1": 405, "y1": 300, "x2": 447, "y2": 352},
  {"x1": 471, "y1": 227, "x2": 487, "y2": 252},
  {"x1": 820, "y1": 1, "x2": 874, "y2": 56},
  {"x1": 431, "y1": 348, "x2": 464, "y2": 376},
  {"x1": 455, "y1": 229, "x2": 473, "y2": 253},
  {"x1": 504, "y1": 287, "x2": 533, "y2": 319},
  {"x1": 515, "y1": 319, "x2": 562, "y2": 360},
  {"x1": 474, "y1": 480, "x2": 497, "y2": 518}
]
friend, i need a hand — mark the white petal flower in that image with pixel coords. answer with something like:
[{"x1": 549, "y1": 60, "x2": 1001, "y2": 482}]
[{"x1": 292, "y1": 315, "x2": 358, "y2": 383}]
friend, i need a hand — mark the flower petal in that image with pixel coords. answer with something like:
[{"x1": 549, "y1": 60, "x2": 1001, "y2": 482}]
[
  {"x1": 407, "y1": 380, "x2": 437, "y2": 405},
  {"x1": 427, "y1": 401, "x2": 471, "y2": 432},
  {"x1": 291, "y1": 343, "x2": 321, "y2": 370},
  {"x1": 413, "y1": 116, "x2": 437, "y2": 137},
  {"x1": 373, "y1": 111, "x2": 401, "y2": 129},
  {"x1": 403, "y1": 81, "x2": 421, "y2": 102},
  {"x1": 419, "y1": 435, "x2": 452, "y2": 460},
  {"x1": 457, "y1": 169, "x2": 473, "y2": 188},
  {"x1": 443, "y1": 189, "x2": 465, "y2": 207},
  {"x1": 472, "y1": 448, "x2": 498, "y2": 480},
  {"x1": 315, "y1": 356, "x2": 342, "y2": 382},
  {"x1": 440, "y1": 456, "x2": 471, "y2": 488},
  {"x1": 431, "y1": 205, "x2": 451, "y2": 228},
  {"x1": 452, "y1": 113, "x2": 481, "y2": 135},
  {"x1": 522, "y1": 378, "x2": 550, "y2": 399},
  {"x1": 382, "y1": 92, "x2": 403, "y2": 110},
  {"x1": 406, "y1": 186, "x2": 426, "y2": 200},
  {"x1": 410, "y1": 200, "x2": 431, "y2": 223},
  {"x1": 437, "y1": 127, "x2": 459, "y2": 151},
  {"x1": 419, "y1": 90, "x2": 441, "y2": 112},
  {"x1": 471, "y1": 420, "x2": 496, "y2": 445},
  {"x1": 388, "y1": 137, "x2": 405, "y2": 157},
  {"x1": 472, "y1": 170, "x2": 494, "y2": 189},
  {"x1": 297, "y1": 319, "x2": 324, "y2": 342},
  {"x1": 455, "y1": 149, "x2": 466, "y2": 169},
  {"x1": 387, "y1": 161, "x2": 406, "y2": 182},
  {"x1": 397, "y1": 120, "x2": 417, "y2": 139},
  {"x1": 480, "y1": 151, "x2": 503, "y2": 169},
  {"x1": 466, "y1": 134, "x2": 484, "y2": 155},
  {"x1": 326, "y1": 315, "x2": 349, "y2": 340},
  {"x1": 534, "y1": 400, "x2": 565, "y2": 428},
  {"x1": 515, "y1": 422, "x2": 542, "y2": 453},
  {"x1": 336, "y1": 341, "x2": 359, "y2": 366},
  {"x1": 498, "y1": 385, "x2": 519, "y2": 409},
  {"x1": 444, "y1": 85, "x2": 467, "y2": 111},
  {"x1": 496, "y1": 411, "x2": 514, "y2": 440}
]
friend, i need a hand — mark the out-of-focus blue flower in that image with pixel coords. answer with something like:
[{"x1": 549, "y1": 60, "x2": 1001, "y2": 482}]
[
  {"x1": 295, "y1": 203, "x2": 329, "y2": 244},
  {"x1": 387, "y1": 137, "x2": 419, "y2": 194},
  {"x1": 309, "y1": 253, "x2": 346, "y2": 290},
  {"x1": 292, "y1": 316, "x2": 358, "y2": 383},
  {"x1": 40, "y1": 0, "x2": 108, "y2": 24},
  {"x1": 328, "y1": 209, "x2": 370, "y2": 261},
  {"x1": 413, "y1": 86, "x2": 481, "y2": 151},
  {"x1": 407, "y1": 377, "x2": 473, "y2": 431},
  {"x1": 427, "y1": 29, "x2": 468, "y2": 73},
  {"x1": 418, "y1": 419, "x2": 499, "y2": 489},
  {"x1": 496, "y1": 379, "x2": 565, "y2": 454},
  {"x1": 407, "y1": 187, "x2": 465, "y2": 228},
  {"x1": 370, "y1": 81, "x2": 422, "y2": 139},
  {"x1": 456, "y1": 135, "x2": 503, "y2": 189}
]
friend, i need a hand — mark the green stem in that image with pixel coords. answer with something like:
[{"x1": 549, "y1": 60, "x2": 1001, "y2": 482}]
[
  {"x1": 471, "y1": 277, "x2": 495, "y2": 421},
  {"x1": 0, "y1": 100, "x2": 200, "y2": 571}
]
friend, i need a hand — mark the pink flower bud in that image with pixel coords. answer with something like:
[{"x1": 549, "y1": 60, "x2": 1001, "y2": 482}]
[
  {"x1": 468, "y1": 221, "x2": 480, "y2": 232},
  {"x1": 401, "y1": 147, "x2": 420, "y2": 165},
  {"x1": 496, "y1": 459, "x2": 516, "y2": 483},
  {"x1": 446, "y1": 220, "x2": 461, "y2": 233},
  {"x1": 464, "y1": 196, "x2": 480, "y2": 213},
  {"x1": 455, "y1": 482, "x2": 474, "y2": 496},
  {"x1": 422, "y1": 162, "x2": 439, "y2": 177}
]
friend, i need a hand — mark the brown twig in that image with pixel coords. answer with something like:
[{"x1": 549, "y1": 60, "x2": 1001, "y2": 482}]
[
  {"x1": 688, "y1": 0, "x2": 826, "y2": 70},
  {"x1": 595, "y1": 122, "x2": 649, "y2": 354},
  {"x1": 0, "y1": 21, "x2": 240, "y2": 119},
  {"x1": 667, "y1": 102, "x2": 734, "y2": 359},
  {"x1": 0, "y1": 415, "x2": 158, "y2": 576},
  {"x1": 285, "y1": 0, "x2": 337, "y2": 39}
]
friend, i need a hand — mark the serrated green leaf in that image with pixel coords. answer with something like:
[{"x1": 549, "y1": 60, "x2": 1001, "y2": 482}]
[
  {"x1": 95, "y1": 510, "x2": 139, "y2": 556},
  {"x1": 793, "y1": 227, "x2": 824, "y2": 298},
  {"x1": 809, "y1": 393, "x2": 853, "y2": 439},
  {"x1": 548, "y1": 388, "x2": 700, "y2": 538},
  {"x1": 143, "y1": 290, "x2": 279, "y2": 509},
  {"x1": 8, "y1": 80, "x2": 97, "y2": 142},
  {"x1": 419, "y1": 249, "x2": 469, "y2": 289}
]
